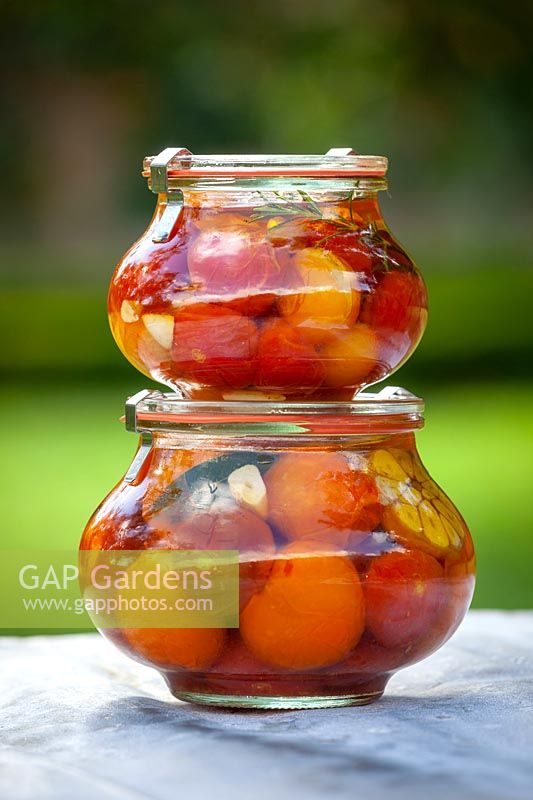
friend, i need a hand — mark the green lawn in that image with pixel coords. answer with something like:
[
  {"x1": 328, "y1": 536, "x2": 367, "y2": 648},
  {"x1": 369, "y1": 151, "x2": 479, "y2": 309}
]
[{"x1": 1, "y1": 379, "x2": 532, "y2": 610}]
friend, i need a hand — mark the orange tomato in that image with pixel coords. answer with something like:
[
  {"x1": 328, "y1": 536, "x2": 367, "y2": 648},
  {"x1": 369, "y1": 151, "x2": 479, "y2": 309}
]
[
  {"x1": 278, "y1": 248, "x2": 360, "y2": 344},
  {"x1": 321, "y1": 324, "x2": 379, "y2": 389},
  {"x1": 240, "y1": 541, "x2": 365, "y2": 670},
  {"x1": 124, "y1": 626, "x2": 226, "y2": 670}
]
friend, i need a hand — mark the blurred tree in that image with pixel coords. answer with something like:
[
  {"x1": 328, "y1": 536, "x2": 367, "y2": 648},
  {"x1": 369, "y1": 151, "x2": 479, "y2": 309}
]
[{"x1": 0, "y1": 0, "x2": 532, "y2": 263}]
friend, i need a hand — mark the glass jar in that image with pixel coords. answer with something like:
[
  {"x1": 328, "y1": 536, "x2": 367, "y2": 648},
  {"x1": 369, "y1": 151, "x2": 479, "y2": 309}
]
[
  {"x1": 108, "y1": 149, "x2": 427, "y2": 401},
  {"x1": 80, "y1": 387, "x2": 474, "y2": 709}
]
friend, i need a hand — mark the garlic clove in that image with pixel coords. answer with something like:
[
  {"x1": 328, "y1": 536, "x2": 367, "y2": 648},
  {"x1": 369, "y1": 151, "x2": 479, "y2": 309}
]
[
  {"x1": 120, "y1": 299, "x2": 140, "y2": 323},
  {"x1": 228, "y1": 464, "x2": 268, "y2": 518},
  {"x1": 142, "y1": 313, "x2": 174, "y2": 351}
]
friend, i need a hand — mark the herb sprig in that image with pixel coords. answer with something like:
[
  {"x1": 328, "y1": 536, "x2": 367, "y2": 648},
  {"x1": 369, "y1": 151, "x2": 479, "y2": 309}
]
[{"x1": 251, "y1": 190, "x2": 359, "y2": 235}]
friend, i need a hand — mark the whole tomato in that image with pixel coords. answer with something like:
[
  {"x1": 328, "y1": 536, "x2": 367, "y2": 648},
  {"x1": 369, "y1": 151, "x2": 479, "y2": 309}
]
[
  {"x1": 109, "y1": 209, "x2": 192, "y2": 312},
  {"x1": 172, "y1": 304, "x2": 259, "y2": 389},
  {"x1": 187, "y1": 219, "x2": 279, "y2": 316},
  {"x1": 264, "y1": 452, "x2": 381, "y2": 545},
  {"x1": 361, "y1": 269, "x2": 427, "y2": 334},
  {"x1": 365, "y1": 549, "x2": 444, "y2": 649},
  {"x1": 256, "y1": 319, "x2": 325, "y2": 393},
  {"x1": 149, "y1": 507, "x2": 276, "y2": 611}
]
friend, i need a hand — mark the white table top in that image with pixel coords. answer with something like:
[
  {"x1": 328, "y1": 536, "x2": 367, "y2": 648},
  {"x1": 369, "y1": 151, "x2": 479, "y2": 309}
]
[{"x1": 1, "y1": 611, "x2": 532, "y2": 800}]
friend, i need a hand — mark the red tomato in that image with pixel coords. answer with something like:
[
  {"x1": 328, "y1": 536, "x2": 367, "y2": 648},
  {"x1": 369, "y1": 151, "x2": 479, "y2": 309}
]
[
  {"x1": 360, "y1": 269, "x2": 427, "y2": 333},
  {"x1": 206, "y1": 633, "x2": 310, "y2": 697},
  {"x1": 187, "y1": 226, "x2": 279, "y2": 316},
  {"x1": 172, "y1": 304, "x2": 259, "y2": 388},
  {"x1": 365, "y1": 550, "x2": 444, "y2": 649},
  {"x1": 151, "y1": 507, "x2": 276, "y2": 611},
  {"x1": 269, "y1": 222, "x2": 373, "y2": 288},
  {"x1": 340, "y1": 633, "x2": 412, "y2": 674},
  {"x1": 109, "y1": 211, "x2": 192, "y2": 311},
  {"x1": 265, "y1": 452, "x2": 381, "y2": 545},
  {"x1": 324, "y1": 232, "x2": 374, "y2": 276},
  {"x1": 208, "y1": 632, "x2": 275, "y2": 676},
  {"x1": 256, "y1": 319, "x2": 325, "y2": 392}
]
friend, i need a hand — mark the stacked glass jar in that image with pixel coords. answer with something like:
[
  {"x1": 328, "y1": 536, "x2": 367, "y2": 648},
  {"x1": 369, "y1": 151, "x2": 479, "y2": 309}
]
[{"x1": 81, "y1": 148, "x2": 475, "y2": 708}]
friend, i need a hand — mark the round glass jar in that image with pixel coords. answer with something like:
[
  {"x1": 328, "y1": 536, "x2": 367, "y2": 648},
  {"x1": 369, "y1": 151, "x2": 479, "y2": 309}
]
[
  {"x1": 108, "y1": 149, "x2": 427, "y2": 401},
  {"x1": 80, "y1": 387, "x2": 474, "y2": 709}
]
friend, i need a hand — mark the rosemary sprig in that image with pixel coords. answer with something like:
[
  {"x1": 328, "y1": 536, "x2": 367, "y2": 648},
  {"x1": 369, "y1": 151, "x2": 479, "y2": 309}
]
[{"x1": 251, "y1": 189, "x2": 358, "y2": 233}]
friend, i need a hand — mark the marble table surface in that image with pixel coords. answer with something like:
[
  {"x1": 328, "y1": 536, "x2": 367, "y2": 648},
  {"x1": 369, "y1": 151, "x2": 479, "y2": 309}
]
[{"x1": 1, "y1": 611, "x2": 532, "y2": 800}]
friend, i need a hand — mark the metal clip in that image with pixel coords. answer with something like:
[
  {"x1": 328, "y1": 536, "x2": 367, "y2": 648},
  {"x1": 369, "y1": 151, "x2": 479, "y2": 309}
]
[
  {"x1": 325, "y1": 147, "x2": 359, "y2": 157},
  {"x1": 125, "y1": 389, "x2": 154, "y2": 432},
  {"x1": 375, "y1": 386, "x2": 419, "y2": 401},
  {"x1": 150, "y1": 147, "x2": 192, "y2": 193},
  {"x1": 124, "y1": 390, "x2": 160, "y2": 484},
  {"x1": 152, "y1": 192, "x2": 184, "y2": 243},
  {"x1": 124, "y1": 432, "x2": 153, "y2": 484},
  {"x1": 150, "y1": 147, "x2": 191, "y2": 243}
]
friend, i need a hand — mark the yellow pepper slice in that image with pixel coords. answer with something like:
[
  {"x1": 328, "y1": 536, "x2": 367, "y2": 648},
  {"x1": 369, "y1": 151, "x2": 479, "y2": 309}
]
[{"x1": 370, "y1": 448, "x2": 467, "y2": 557}]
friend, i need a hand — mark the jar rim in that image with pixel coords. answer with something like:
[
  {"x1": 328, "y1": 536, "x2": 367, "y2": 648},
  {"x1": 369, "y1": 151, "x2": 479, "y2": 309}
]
[
  {"x1": 124, "y1": 387, "x2": 424, "y2": 436},
  {"x1": 142, "y1": 148, "x2": 388, "y2": 184}
]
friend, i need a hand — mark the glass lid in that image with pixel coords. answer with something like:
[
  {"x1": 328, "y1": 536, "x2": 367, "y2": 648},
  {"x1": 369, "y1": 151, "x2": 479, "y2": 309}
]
[
  {"x1": 143, "y1": 147, "x2": 388, "y2": 190},
  {"x1": 123, "y1": 387, "x2": 424, "y2": 436}
]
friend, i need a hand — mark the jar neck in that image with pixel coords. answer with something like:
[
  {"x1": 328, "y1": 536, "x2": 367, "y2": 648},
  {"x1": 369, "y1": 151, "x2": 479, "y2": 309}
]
[
  {"x1": 153, "y1": 179, "x2": 387, "y2": 226},
  {"x1": 148, "y1": 430, "x2": 417, "y2": 452}
]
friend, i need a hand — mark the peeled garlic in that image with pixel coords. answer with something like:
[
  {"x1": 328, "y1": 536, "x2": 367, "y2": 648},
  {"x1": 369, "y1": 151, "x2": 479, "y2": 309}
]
[
  {"x1": 142, "y1": 313, "x2": 174, "y2": 351},
  {"x1": 228, "y1": 464, "x2": 268, "y2": 518},
  {"x1": 120, "y1": 300, "x2": 140, "y2": 323}
]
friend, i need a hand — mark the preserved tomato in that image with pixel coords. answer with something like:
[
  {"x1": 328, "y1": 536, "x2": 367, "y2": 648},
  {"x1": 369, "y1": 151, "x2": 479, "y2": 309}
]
[
  {"x1": 108, "y1": 150, "x2": 427, "y2": 399},
  {"x1": 80, "y1": 389, "x2": 474, "y2": 708}
]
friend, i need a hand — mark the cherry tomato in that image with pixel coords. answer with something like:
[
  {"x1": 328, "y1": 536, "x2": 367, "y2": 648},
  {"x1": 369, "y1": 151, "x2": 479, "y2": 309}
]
[
  {"x1": 321, "y1": 324, "x2": 380, "y2": 389},
  {"x1": 278, "y1": 248, "x2": 360, "y2": 344},
  {"x1": 123, "y1": 626, "x2": 226, "y2": 670},
  {"x1": 240, "y1": 540, "x2": 365, "y2": 670},
  {"x1": 80, "y1": 485, "x2": 156, "y2": 552},
  {"x1": 187, "y1": 223, "x2": 279, "y2": 316},
  {"x1": 150, "y1": 507, "x2": 276, "y2": 612},
  {"x1": 109, "y1": 211, "x2": 191, "y2": 312},
  {"x1": 256, "y1": 319, "x2": 325, "y2": 393},
  {"x1": 267, "y1": 217, "x2": 345, "y2": 250},
  {"x1": 172, "y1": 304, "x2": 259, "y2": 389},
  {"x1": 140, "y1": 448, "x2": 208, "y2": 526},
  {"x1": 206, "y1": 632, "x2": 311, "y2": 696},
  {"x1": 324, "y1": 233, "x2": 374, "y2": 276},
  {"x1": 365, "y1": 550, "x2": 444, "y2": 649},
  {"x1": 207, "y1": 632, "x2": 273, "y2": 674},
  {"x1": 340, "y1": 632, "x2": 412, "y2": 674},
  {"x1": 265, "y1": 452, "x2": 381, "y2": 545},
  {"x1": 360, "y1": 269, "x2": 427, "y2": 334}
]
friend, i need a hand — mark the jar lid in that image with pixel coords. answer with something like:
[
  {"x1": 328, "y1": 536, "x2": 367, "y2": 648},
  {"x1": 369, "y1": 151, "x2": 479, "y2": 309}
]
[
  {"x1": 142, "y1": 147, "x2": 388, "y2": 191},
  {"x1": 123, "y1": 387, "x2": 424, "y2": 437}
]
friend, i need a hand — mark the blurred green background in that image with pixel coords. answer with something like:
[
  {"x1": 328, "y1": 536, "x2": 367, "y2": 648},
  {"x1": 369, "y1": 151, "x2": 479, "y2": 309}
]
[{"x1": 1, "y1": 1, "x2": 532, "y2": 610}]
